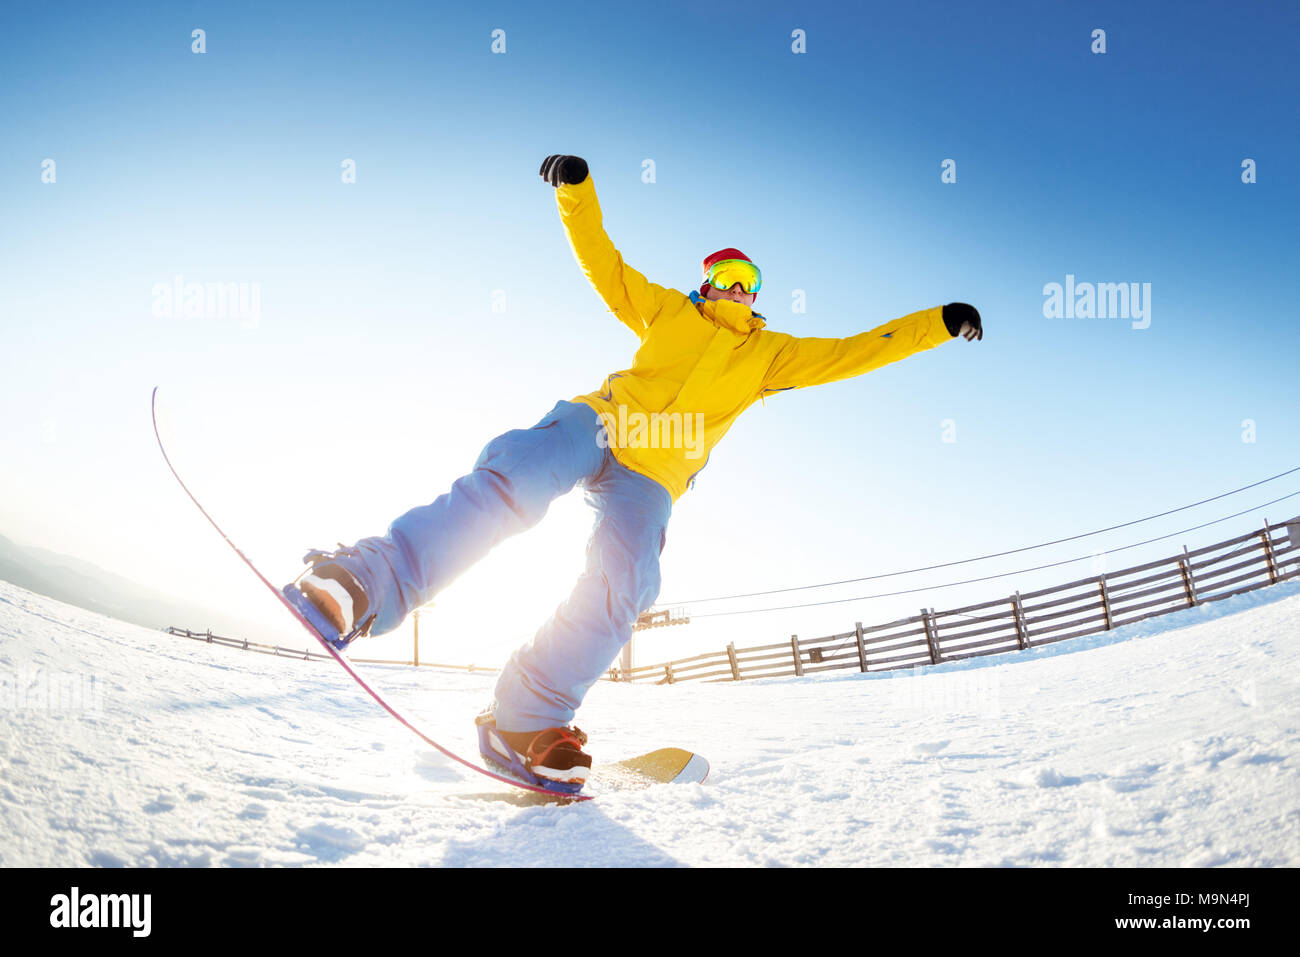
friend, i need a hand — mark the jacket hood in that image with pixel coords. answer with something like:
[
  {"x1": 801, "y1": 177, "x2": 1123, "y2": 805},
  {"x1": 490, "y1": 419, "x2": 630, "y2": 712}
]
[{"x1": 689, "y1": 289, "x2": 766, "y2": 335}]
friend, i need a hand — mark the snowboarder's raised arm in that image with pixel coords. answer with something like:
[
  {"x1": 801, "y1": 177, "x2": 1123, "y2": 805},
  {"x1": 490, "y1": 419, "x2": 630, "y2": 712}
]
[
  {"x1": 759, "y1": 303, "x2": 981, "y2": 394},
  {"x1": 541, "y1": 154, "x2": 674, "y2": 341}
]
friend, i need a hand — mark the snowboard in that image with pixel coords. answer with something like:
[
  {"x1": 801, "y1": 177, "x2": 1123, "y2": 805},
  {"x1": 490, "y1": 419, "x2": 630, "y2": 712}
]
[{"x1": 150, "y1": 387, "x2": 708, "y2": 802}]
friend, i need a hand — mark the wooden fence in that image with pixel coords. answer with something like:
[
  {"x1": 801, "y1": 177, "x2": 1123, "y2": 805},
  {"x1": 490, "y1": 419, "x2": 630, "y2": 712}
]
[
  {"x1": 612, "y1": 517, "x2": 1300, "y2": 685},
  {"x1": 163, "y1": 627, "x2": 501, "y2": 674}
]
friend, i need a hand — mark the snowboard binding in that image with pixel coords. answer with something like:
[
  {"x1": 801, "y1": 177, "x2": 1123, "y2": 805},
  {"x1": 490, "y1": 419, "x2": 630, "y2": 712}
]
[
  {"x1": 474, "y1": 711, "x2": 590, "y2": 796},
  {"x1": 283, "y1": 546, "x2": 375, "y2": 651},
  {"x1": 282, "y1": 582, "x2": 372, "y2": 651}
]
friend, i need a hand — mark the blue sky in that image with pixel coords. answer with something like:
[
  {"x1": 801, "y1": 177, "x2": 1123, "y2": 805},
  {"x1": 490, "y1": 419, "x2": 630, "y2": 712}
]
[{"x1": 2, "y1": 0, "x2": 1297, "y2": 665}]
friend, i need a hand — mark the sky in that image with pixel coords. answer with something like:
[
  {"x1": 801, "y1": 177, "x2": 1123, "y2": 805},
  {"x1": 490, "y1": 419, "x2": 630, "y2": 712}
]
[{"x1": 2, "y1": 0, "x2": 1298, "y2": 668}]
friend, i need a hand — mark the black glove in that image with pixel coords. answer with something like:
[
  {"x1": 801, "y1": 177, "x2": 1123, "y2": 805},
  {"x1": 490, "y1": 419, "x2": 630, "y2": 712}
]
[
  {"x1": 942, "y1": 302, "x2": 983, "y2": 341},
  {"x1": 539, "y1": 154, "x2": 589, "y2": 187}
]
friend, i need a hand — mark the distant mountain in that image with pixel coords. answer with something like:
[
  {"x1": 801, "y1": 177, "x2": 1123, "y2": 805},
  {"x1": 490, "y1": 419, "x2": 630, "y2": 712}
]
[{"x1": 0, "y1": 533, "x2": 257, "y2": 638}]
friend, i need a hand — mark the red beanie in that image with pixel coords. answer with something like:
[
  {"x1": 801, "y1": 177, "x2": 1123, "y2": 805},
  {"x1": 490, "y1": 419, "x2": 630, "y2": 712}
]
[{"x1": 700, "y1": 247, "x2": 756, "y2": 300}]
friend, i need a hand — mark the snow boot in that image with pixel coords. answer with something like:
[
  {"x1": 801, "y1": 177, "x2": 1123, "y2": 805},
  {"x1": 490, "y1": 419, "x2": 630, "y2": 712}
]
[
  {"x1": 282, "y1": 548, "x2": 374, "y2": 651},
  {"x1": 475, "y1": 711, "x2": 592, "y2": 795}
]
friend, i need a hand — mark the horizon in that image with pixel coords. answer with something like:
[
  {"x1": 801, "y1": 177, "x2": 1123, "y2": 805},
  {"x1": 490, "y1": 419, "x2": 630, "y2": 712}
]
[{"x1": 4, "y1": 480, "x2": 1298, "y2": 667}]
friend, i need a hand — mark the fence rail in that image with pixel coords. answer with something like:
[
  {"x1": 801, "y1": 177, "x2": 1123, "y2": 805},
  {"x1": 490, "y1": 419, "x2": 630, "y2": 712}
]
[
  {"x1": 162, "y1": 627, "x2": 501, "y2": 674},
  {"x1": 614, "y1": 516, "x2": 1300, "y2": 685},
  {"x1": 167, "y1": 517, "x2": 1300, "y2": 685}
]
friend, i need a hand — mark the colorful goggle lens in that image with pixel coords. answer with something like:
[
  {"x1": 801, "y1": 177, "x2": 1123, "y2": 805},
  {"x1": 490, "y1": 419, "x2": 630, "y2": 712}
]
[{"x1": 706, "y1": 259, "x2": 762, "y2": 294}]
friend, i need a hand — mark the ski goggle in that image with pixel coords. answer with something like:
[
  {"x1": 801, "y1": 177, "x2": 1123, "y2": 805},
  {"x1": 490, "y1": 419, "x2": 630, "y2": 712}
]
[{"x1": 706, "y1": 259, "x2": 762, "y2": 294}]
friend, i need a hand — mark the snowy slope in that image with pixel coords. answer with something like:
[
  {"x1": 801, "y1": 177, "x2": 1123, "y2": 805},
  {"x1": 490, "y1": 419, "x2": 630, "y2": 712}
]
[{"x1": 1, "y1": 576, "x2": 1297, "y2": 867}]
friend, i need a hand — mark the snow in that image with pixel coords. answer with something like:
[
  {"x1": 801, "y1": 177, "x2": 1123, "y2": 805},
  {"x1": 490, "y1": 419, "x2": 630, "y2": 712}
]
[{"x1": 1, "y1": 576, "x2": 1297, "y2": 867}]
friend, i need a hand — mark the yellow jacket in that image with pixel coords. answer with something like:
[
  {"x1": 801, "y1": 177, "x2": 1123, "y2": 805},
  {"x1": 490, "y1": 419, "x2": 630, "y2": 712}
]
[{"x1": 557, "y1": 176, "x2": 955, "y2": 501}]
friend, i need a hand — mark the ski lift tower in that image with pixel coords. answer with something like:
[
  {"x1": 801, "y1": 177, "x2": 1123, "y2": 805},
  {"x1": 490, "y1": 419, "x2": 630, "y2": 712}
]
[{"x1": 625, "y1": 606, "x2": 691, "y2": 676}]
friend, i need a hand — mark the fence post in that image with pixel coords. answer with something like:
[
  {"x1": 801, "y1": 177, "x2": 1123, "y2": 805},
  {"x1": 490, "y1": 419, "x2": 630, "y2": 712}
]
[
  {"x1": 665, "y1": 662, "x2": 675, "y2": 684},
  {"x1": 727, "y1": 642, "x2": 741, "y2": 681},
  {"x1": 1009, "y1": 592, "x2": 1029, "y2": 649},
  {"x1": 790, "y1": 635, "x2": 804, "y2": 677},
  {"x1": 1098, "y1": 575, "x2": 1113, "y2": 630},
  {"x1": 921, "y1": 608, "x2": 941, "y2": 664},
  {"x1": 1260, "y1": 518, "x2": 1279, "y2": 584},
  {"x1": 1179, "y1": 546, "x2": 1199, "y2": 606},
  {"x1": 205, "y1": 629, "x2": 212, "y2": 643},
  {"x1": 854, "y1": 621, "x2": 868, "y2": 673},
  {"x1": 1287, "y1": 518, "x2": 1300, "y2": 580}
]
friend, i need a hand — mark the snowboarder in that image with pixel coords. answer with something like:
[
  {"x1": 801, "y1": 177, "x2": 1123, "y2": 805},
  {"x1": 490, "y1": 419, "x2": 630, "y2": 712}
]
[{"x1": 284, "y1": 154, "x2": 984, "y2": 793}]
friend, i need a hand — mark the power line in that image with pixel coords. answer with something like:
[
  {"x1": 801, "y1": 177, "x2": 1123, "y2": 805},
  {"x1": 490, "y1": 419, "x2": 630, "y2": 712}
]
[
  {"x1": 681, "y1": 487, "x2": 1300, "y2": 619},
  {"x1": 659, "y1": 464, "x2": 1300, "y2": 606}
]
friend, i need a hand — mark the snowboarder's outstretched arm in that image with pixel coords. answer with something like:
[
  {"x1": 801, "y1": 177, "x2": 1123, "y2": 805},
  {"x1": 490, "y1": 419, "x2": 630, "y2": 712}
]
[
  {"x1": 760, "y1": 303, "x2": 982, "y2": 394},
  {"x1": 541, "y1": 154, "x2": 674, "y2": 341}
]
